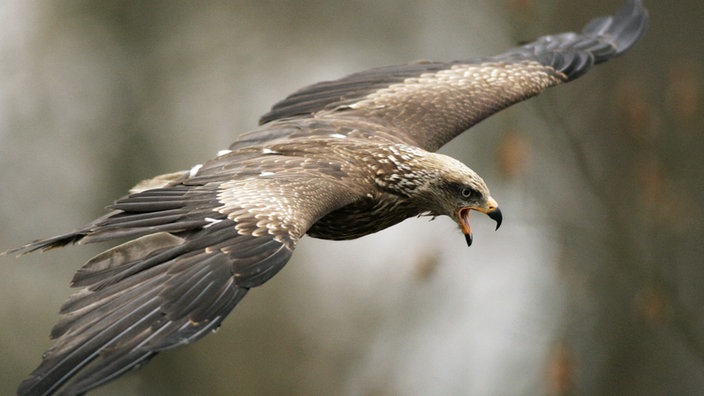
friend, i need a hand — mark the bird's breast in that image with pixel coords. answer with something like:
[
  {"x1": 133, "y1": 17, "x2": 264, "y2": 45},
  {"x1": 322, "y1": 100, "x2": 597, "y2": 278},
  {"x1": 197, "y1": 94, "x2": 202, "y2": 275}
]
[{"x1": 306, "y1": 195, "x2": 418, "y2": 240}]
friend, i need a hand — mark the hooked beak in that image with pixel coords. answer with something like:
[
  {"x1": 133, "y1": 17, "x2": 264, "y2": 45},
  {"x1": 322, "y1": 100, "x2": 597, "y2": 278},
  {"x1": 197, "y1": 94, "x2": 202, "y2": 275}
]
[{"x1": 458, "y1": 197, "x2": 502, "y2": 247}]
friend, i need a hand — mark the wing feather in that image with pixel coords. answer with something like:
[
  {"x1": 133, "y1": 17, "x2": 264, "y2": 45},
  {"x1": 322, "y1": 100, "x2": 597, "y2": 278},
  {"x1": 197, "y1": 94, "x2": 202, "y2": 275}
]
[
  {"x1": 257, "y1": 0, "x2": 648, "y2": 151},
  {"x1": 11, "y1": 144, "x2": 370, "y2": 395},
  {"x1": 16, "y1": 220, "x2": 267, "y2": 395}
]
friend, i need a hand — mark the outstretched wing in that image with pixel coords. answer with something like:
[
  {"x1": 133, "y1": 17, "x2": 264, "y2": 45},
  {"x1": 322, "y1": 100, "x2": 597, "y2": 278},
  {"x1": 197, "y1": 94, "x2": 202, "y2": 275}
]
[
  {"x1": 9, "y1": 145, "x2": 367, "y2": 395},
  {"x1": 257, "y1": 0, "x2": 648, "y2": 151}
]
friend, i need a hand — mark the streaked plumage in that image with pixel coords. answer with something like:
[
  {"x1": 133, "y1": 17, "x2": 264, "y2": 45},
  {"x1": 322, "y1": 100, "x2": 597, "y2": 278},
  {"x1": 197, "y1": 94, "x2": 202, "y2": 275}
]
[{"x1": 5, "y1": 1, "x2": 647, "y2": 394}]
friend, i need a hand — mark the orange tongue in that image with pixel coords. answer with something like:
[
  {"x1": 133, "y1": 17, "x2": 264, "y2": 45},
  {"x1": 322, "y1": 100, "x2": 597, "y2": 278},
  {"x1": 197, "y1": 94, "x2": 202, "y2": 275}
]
[{"x1": 459, "y1": 208, "x2": 473, "y2": 247}]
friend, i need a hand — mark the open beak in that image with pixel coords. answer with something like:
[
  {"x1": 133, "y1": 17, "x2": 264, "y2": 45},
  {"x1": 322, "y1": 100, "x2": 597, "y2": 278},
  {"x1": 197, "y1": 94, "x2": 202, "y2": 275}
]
[{"x1": 458, "y1": 197, "x2": 502, "y2": 247}]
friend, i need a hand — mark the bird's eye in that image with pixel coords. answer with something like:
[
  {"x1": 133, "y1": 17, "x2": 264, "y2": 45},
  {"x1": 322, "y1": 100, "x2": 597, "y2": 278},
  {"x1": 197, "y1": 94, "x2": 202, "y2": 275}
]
[{"x1": 461, "y1": 187, "x2": 477, "y2": 199}]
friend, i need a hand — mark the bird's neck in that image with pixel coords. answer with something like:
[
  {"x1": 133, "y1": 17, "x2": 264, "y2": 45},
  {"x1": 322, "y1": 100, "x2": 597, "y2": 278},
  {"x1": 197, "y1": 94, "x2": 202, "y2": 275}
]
[{"x1": 368, "y1": 144, "x2": 437, "y2": 198}]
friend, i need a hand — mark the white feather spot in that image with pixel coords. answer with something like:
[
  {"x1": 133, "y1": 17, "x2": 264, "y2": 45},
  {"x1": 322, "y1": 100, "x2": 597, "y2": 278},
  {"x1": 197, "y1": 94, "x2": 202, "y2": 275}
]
[
  {"x1": 189, "y1": 164, "x2": 203, "y2": 177},
  {"x1": 217, "y1": 149, "x2": 232, "y2": 156},
  {"x1": 261, "y1": 148, "x2": 277, "y2": 154},
  {"x1": 329, "y1": 133, "x2": 346, "y2": 139},
  {"x1": 203, "y1": 217, "x2": 223, "y2": 228},
  {"x1": 259, "y1": 171, "x2": 275, "y2": 177}
]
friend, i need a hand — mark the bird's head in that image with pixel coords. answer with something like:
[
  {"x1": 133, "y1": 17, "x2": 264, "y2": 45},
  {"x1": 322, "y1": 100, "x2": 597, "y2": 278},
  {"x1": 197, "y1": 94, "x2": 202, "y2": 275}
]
[{"x1": 415, "y1": 152, "x2": 502, "y2": 246}]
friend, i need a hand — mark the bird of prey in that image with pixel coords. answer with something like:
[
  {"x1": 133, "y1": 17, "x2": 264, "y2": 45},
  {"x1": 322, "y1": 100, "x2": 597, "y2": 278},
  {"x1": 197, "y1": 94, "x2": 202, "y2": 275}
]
[{"x1": 6, "y1": 1, "x2": 647, "y2": 394}]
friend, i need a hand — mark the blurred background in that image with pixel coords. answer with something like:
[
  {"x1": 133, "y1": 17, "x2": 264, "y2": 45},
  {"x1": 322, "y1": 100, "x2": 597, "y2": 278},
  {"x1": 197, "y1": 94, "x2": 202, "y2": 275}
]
[{"x1": 1, "y1": 0, "x2": 702, "y2": 395}]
